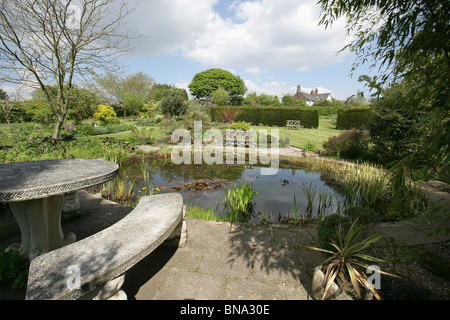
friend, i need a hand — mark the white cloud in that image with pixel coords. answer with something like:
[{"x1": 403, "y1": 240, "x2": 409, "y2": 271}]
[
  {"x1": 125, "y1": 0, "x2": 350, "y2": 71},
  {"x1": 243, "y1": 79, "x2": 333, "y2": 98}
]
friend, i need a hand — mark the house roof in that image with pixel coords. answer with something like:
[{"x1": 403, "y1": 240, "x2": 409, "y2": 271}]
[{"x1": 300, "y1": 92, "x2": 332, "y2": 102}]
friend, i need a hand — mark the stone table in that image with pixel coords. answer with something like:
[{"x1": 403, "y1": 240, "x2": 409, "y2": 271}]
[{"x1": 0, "y1": 159, "x2": 119, "y2": 260}]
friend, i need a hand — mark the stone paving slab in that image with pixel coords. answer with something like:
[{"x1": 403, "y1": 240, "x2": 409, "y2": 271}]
[
  {"x1": 122, "y1": 218, "x2": 317, "y2": 300},
  {"x1": 1, "y1": 189, "x2": 449, "y2": 300}
]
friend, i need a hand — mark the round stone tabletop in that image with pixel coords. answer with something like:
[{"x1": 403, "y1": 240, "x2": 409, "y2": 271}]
[{"x1": 0, "y1": 159, "x2": 119, "y2": 202}]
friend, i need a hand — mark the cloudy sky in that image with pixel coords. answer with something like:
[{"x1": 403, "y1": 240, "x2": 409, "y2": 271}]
[
  {"x1": 117, "y1": 0, "x2": 376, "y2": 100},
  {"x1": 3, "y1": 0, "x2": 376, "y2": 100}
]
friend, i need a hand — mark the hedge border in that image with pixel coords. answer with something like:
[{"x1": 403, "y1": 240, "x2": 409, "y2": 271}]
[
  {"x1": 211, "y1": 106, "x2": 319, "y2": 128},
  {"x1": 336, "y1": 107, "x2": 373, "y2": 130}
]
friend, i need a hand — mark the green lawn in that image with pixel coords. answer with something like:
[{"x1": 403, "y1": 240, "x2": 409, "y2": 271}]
[
  {"x1": 1, "y1": 118, "x2": 342, "y2": 151},
  {"x1": 252, "y1": 118, "x2": 342, "y2": 150}
]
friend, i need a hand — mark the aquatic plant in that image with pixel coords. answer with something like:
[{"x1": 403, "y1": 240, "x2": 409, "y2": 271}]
[
  {"x1": 223, "y1": 182, "x2": 258, "y2": 222},
  {"x1": 301, "y1": 181, "x2": 317, "y2": 217},
  {"x1": 284, "y1": 157, "x2": 428, "y2": 221},
  {"x1": 113, "y1": 179, "x2": 135, "y2": 206}
]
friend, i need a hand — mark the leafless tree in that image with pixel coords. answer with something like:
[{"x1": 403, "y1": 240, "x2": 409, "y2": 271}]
[{"x1": 0, "y1": 0, "x2": 135, "y2": 139}]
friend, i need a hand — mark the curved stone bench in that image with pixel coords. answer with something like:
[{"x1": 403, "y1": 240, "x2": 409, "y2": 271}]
[{"x1": 25, "y1": 193, "x2": 187, "y2": 300}]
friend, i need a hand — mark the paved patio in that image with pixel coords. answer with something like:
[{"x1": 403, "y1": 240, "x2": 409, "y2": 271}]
[{"x1": 1, "y1": 188, "x2": 449, "y2": 300}]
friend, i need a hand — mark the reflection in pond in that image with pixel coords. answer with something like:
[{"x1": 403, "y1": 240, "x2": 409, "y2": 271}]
[{"x1": 103, "y1": 156, "x2": 346, "y2": 223}]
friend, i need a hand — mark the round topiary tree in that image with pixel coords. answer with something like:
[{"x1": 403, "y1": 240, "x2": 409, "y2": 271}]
[{"x1": 188, "y1": 68, "x2": 246, "y2": 105}]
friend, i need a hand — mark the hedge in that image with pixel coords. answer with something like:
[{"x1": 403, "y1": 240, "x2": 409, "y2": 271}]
[
  {"x1": 211, "y1": 106, "x2": 319, "y2": 128},
  {"x1": 336, "y1": 107, "x2": 373, "y2": 130}
]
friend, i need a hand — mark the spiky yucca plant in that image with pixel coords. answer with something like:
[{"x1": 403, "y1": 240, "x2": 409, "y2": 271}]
[{"x1": 303, "y1": 218, "x2": 399, "y2": 300}]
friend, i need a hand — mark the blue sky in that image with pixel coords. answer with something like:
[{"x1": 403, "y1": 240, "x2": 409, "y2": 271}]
[
  {"x1": 0, "y1": 0, "x2": 377, "y2": 101},
  {"x1": 117, "y1": 0, "x2": 378, "y2": 101}
]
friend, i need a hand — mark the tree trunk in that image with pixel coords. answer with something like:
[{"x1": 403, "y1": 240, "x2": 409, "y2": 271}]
[{"x1": 52, "y1": 114, "x2": 65, "y2": 140}]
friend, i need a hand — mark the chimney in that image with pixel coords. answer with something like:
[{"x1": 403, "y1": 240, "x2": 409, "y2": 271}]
[
  {"x1": 297, "y1": 85, "x2": 301, "y2": 93},
  {"x1": 310, "y1": 90, "x2": 314, "y2": 95},
  {"x1": 315, "y1": 88, "x2": 318, "y2": 97}
]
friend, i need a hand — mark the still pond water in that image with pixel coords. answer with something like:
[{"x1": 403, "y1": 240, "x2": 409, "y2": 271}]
[{"x1": 115, "y1": 158, "x2": 345, "y2": 223}]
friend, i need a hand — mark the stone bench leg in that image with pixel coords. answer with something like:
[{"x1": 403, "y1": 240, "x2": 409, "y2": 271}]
[
  {"x1": 164, "y1": 205, "x2": 188, "y2": 248},
  {"x1": 80, "y1": 274, "x2": 127, "y2": 300},
  {"x1": 62, "y1": 191, "x2": 81, "y2": 221},
  {"x1": 7, "y1": 195, "x2": 76, "y2": 261}
]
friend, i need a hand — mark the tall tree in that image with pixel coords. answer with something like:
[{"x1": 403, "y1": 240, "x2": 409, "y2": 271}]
[
  {"x1": 188, "y1": 68, "x2": 247, "y2": 105},
  {"x1": 0, "y1": 0, "x2": 134, "y2": 139},
  {"x1": 95, "y1": 71, "x2": 154, "y2": 117},
  {"x1": 318, "y1": 0, "x2": 449, "y2": 176}
]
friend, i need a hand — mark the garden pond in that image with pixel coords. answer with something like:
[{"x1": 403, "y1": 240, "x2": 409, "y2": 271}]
[{"x1": 101, "y1": 155, "x2": 347, "y2": 223}]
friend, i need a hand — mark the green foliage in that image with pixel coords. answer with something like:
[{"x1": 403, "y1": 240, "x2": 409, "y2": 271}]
[
  {"x1": 323, "y1": 130, "x2": 370, "y2": 160},
  {"x1": 318, "y1": 0, "x2": 450, "y2": 182},
  {"x1": 182, "y1": 102, "x2": 213, "y2": 132},
  {"x1": 147, "y1": 83, "x2": 173, "y2": 101},
  {"x1": 303, "y1": 140, "x2": 316, "y2": 152},
  {"x1": 159, "y1": 117, "x2": 183, "y2": 135},
  {"x1": 318, "y1": 0, "x2": 449, "y2": 87},
  {"x1": 211, "y1": 106, "x2": 319, "y2": 128},
  {"x1": 244, "y1": 92, "x2": 281, "y2": 107},
  {"x1": 0, "y1": 251, "x2": 29, "y2": 289},
  {"x1": 137, "y1": 101, "x2": 159, "y2": 119},
  {"x1": 210, "y1": 88, "x2": 230, "y2": 106},
  {"x1": 230, "y1": 121, "x2": 251, "y2": 131},
  {"x1": 74, "y1": 124, "x2": 97, "y2": 136},
  {"x1": 22, "y1": 98, "x2": 55, "y2": 125},
  {"x1": 92, "y1": 123, "x2": 133, "y2": 135},
  {"x1": 223, "y1": 182, "x2": 258, "y2": 222},
  {"x1": 161, "y1": 88, "x2": 189, "y2": 117},
  {"x1": 188, "y1": 68, "x2": 247, "y2": 105},
  {"x1": 343, "y1": 205, "x2": 379, "y2": 229},
  {"x1": 303, "y1": 219, "x2": 396, "y2": 300},
  {"x1": 65, "y1": 87, "x2": 98, "y2": 124},
  {"x1": 282, "y1": 94, "x2": 306, "y2": 107},
  {"x1": 317, "y1": 214, "x2": 352, "y2": 251},
  {"x1": 367, "y1": 83, "x2": 421, "y2": 166},
  {"x1": 0, "y1": 123, "x2": 133, "y2": 164},
  {"x1": 336, "y1": 107, "x2": 372, "y2": 130},
  {"x1": 94, "y1": 104, "x2": 118, "y2": 125}
]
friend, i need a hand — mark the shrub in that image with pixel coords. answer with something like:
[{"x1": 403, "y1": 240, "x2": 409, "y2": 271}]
[
  {"x1": 94, "y1": 104, "x2": 117, "y2": 125},
  {"x1": 182, "y1": 103, "x2": 212, "y2": 131},
  {"x1": 343, "y1": 205, "x2": 379, "y2": 229},
  {"x1": 159, "y1": 117, "x2": 182, "y2": 135},
  {"x1": 282, "y1": 94, "x2": 306, "y2": 107},
  {"x1": 303, "y1": 219, "x2": 395, "y2": 300},
  {"x1": 317, "y1": 213, "x2": 352, "y2": 251},
  {"x1": 336, "y1": 107, "x2": 372, "y2": 130},
  {"x1": 216, "y1": 106, "x2": 241, "y2": 124},
  {"x1": 75, "y1": 124, "x2": 96, "y2": 136},
  {"x1": 210, "y1": 88, "x2": 230, "y2": 106},
  {"x1": 367, "y1": 106, "x2": 418, "y2": 165},
  {"x1": 211, "y1": 106, "x2": 319, "y2": 128},
  {"x1": 131, "y1": 127, "x2": 155, "y2": 145},
  {"x1": 303, "y1": 140, "x2": 316, "y2": 152},
  {"x1": 323, "y1": 130, "x2": 370, "y2": 160},
  {"x1": 0, "y1": 251, "x2": 29, "y2": 289},
  {"x1": 161, "y1": 88, "x2": 189, "y2": 117},
  {"x1": 230, "y1": 121, "x2": 251, "y2": 131}
]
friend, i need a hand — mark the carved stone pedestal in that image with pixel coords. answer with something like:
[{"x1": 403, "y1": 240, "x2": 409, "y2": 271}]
[{"x1": 6, "y1": 195, "x2": 76, "y2": 261}]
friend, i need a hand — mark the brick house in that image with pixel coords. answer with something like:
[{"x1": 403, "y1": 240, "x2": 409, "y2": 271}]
[{"x1": 293, "y1": 85, "x2": 333, "y2": 106}]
